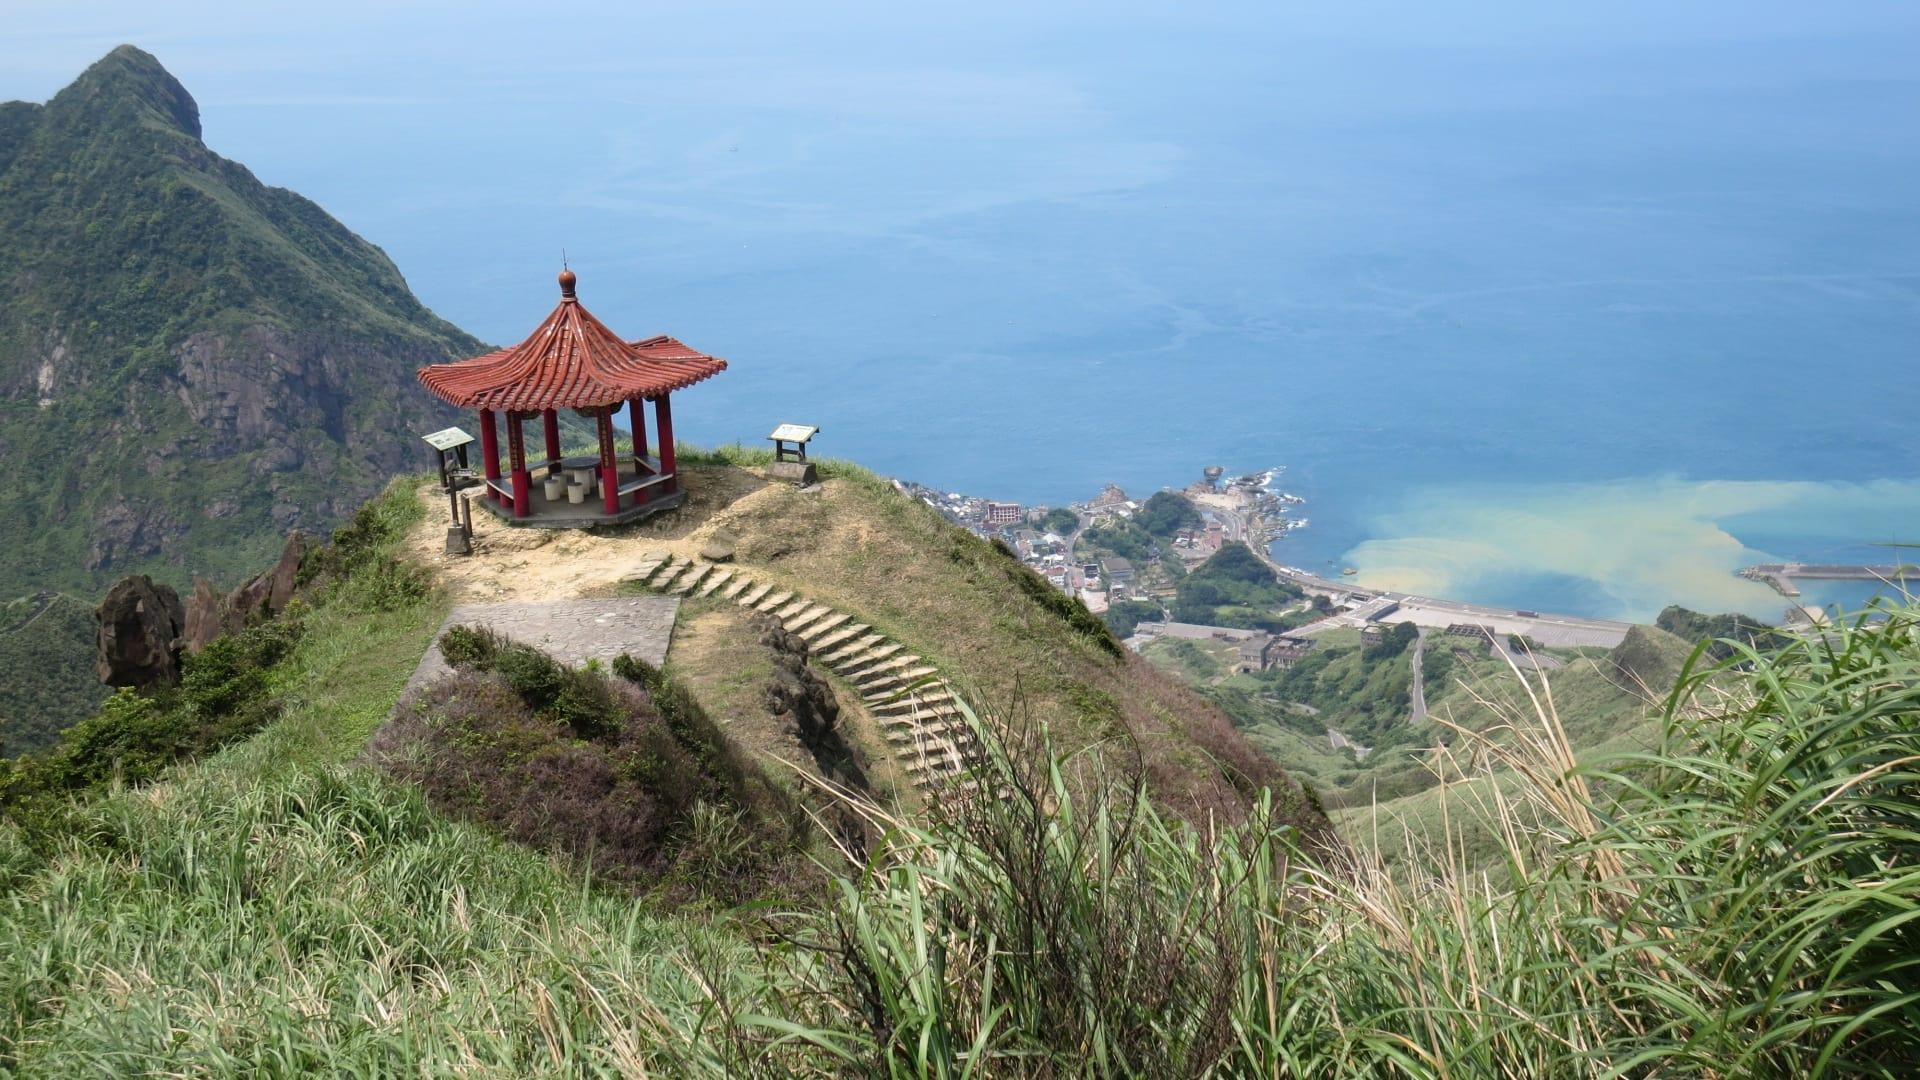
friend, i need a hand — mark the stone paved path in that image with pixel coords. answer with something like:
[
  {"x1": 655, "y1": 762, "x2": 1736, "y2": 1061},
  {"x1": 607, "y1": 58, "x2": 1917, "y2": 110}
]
[{"x1": 405, "y1": 597, "x2": 680, "y2": 694}]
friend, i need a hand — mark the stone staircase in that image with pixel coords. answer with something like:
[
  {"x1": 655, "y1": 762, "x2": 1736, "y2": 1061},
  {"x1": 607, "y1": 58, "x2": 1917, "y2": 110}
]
[{"x1": 628, "y1": 554, "x2": 985, "y2": 794}]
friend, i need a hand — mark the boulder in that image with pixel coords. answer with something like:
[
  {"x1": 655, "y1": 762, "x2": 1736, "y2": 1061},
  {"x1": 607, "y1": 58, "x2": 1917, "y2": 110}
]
[
  {"x1": 263, "y1": 530, "x2": 305, "y2": 611},
  {"x1": 699, "y1": 528, "x2": 738, "y2": 564},
  {"x1": 95, "y1": 575, "x2": 186, "y2": 689}
]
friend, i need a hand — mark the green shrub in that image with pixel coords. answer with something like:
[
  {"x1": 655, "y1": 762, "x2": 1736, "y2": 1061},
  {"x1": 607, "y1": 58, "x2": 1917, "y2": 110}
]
[
  {"x1": 435, "y1": 625, "x2": 623, "y2": 740},
  {"x1": 1134, "y1": 490, "x2": 1202, "y2": 538},
  {"x1": 0, "y1": 615, "x2": 303, "y2": 848},
  {"x1": 1171, "y1": 542, "x2": 1301, "y2": 629},
  {"x1": 1037, "y1": 507, "x2": 1078, "y2": 534},
  {"x1": 297, "y1": 481, "x2": 431, "y2": 612},
  {"x1": 1103, "y1": 598, "x2": 1162, "y2": 638}
]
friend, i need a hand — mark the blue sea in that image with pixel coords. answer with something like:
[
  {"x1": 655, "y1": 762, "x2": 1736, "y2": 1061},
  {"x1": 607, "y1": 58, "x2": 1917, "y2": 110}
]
[{"x1": 9, "y1": 2, "x2": 1920, "y2": 621}]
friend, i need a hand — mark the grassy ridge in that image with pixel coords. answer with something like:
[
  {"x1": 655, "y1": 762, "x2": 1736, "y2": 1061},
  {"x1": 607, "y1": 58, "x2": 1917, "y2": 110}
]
[
  {"x1": 1, "y1": 469, "x2": 1914, "y2": 1073},
  {"x1": 656, "y1": 450, "x2": 1319, "y2": 831}
]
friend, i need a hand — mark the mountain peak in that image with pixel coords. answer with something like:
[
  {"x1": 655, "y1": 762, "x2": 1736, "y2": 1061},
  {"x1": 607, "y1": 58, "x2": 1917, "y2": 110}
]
[{"x1": 55, "y1": 45, "x2": 201, "y2": 140}]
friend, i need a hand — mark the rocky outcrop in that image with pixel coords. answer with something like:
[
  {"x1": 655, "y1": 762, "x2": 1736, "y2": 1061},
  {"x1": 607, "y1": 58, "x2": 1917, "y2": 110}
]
[
  {"x1": 758, "y1": 614, "x2": 839, "y2": 745},
  {"x1": 95, "y1": 575, "x2": 185, "y2": 689},
  {"x1": 180, "y1": 531, "x2": 306, "y2": 653},
  {"x1": 229, "y1": 531, "x2": 305, "y2": 627},
  {"x1": 181, "y1": 577, "x2": 225, "y2": 653},
  {"x1": 85, "y1": 498, "x2": 174, "y2": 571}
]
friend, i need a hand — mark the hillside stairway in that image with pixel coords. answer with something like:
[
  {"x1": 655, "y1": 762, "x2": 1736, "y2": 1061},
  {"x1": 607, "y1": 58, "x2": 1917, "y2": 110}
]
[{"x1": 628, "y1": 554, "x2": 987, "y2": 795}]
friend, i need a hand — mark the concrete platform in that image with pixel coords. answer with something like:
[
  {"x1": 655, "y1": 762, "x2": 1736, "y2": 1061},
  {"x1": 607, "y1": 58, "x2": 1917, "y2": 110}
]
[{"x1": 403, "y1": 596, "x2": 680, "y2": 696}]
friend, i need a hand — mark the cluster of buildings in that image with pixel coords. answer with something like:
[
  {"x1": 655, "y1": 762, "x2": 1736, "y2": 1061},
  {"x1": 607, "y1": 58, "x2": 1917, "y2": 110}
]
[
  {"x1": 899, "y1": 480, "x2": 1027, "y2": 531},
  {"x1": 1126, "y1": 621, "x2": 1320, "y2": 674},
  {"x1": 898, "y1": 479, "x2": 1162, "y2": 614},
  {"x1": 1169, "y1": 520, "x2": 1228, "y2": 562},
  {"x1": 900, "y1": 465, "x2": 1312, "y2": 621}
]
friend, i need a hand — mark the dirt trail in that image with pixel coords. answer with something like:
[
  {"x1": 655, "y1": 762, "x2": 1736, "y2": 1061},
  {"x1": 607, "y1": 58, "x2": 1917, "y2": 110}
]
[{"x1": 404, "y1": 467, "x2": 798, "y2": 602}]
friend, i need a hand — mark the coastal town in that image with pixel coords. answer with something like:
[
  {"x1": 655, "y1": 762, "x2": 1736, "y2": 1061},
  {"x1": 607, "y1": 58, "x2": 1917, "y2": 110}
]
[{"x1": 897, "y1": 465, "x2": 1304, "y2": 613}]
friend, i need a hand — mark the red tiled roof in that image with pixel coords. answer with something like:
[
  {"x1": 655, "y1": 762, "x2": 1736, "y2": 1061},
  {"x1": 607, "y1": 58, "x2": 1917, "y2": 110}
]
[{"x1": 416, "y1": 271, "x2": 727, "y2": 412}]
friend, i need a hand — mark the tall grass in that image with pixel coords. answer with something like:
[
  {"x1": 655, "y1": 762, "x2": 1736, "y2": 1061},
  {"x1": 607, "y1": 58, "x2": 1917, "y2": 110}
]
[
  {"x1": 2, "y1": 578, "x2": 1913, "y2": 1073},
  {"x1": 704, "y1": 605, "x2": 1919, "y2": 1076}
]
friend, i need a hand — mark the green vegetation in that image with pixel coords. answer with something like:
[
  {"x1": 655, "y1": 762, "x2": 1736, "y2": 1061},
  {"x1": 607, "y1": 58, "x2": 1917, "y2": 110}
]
[
  {"x1": 1139, "y1": 635, "x2": 1240, "y2": 684},
  {"x1": 0, "y1": 483, "x2": 429, "y2": 846},
  {"x1": 1210, "y1": 624, "x2": 1694, "y2": 809},
  {"x1": 1102, "y1": 598, "x2": 1163, "y2": 638},
  {"x1": 1079, "y1": 518, "x2": 1158, "y2": 565},
  {"x1": 1656, "y1": 603, "x2": 1791, "y2": 660},
  {"x1": 1170, "y1": 541, "x2": 1302, "y2": 629},
  {"x1": 0, "y1": 593, "x2": 104, "y2": 755},
  {"x1": 1133, "y1": 490, "x2": 1201, "y2": 538},
  {"x1": 5, "y1": 596, "x2": 1911, "y2": 1073},
  {"x1": 0, "y1": 47, "x2": 480, "y2": 599},
  {"x1": 1036, "y1": 506, "x2": 1077, "y2": 534},
  {"x1": 705, "y1": 611, "x2": 1919, "y2": 1075}
]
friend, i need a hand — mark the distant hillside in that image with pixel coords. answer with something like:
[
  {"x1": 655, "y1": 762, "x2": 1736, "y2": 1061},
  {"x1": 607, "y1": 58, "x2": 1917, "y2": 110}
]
[
  {"x1": 1171, "y1": 620, "x2": 1693, "y2": 814},
  {"x1": 0, "y1": 593, "x2": 102, "y2": 755},
  {"x1": 0, "y1": 46, "x2": 480, "y2": 597}
]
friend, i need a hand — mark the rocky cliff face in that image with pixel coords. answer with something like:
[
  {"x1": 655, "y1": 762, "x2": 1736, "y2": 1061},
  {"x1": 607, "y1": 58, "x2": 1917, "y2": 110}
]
[{"x1": 0, "y1": 46, "x2": 482, "y2": 596}]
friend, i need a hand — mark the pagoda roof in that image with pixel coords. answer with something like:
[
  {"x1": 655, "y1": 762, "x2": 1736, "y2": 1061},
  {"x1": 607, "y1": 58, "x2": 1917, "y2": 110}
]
[{"x1": 416, "y1": 269, "x2": 727, "y2": 413}]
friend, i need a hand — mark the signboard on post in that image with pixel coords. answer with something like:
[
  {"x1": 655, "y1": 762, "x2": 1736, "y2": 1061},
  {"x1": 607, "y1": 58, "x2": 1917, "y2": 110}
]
[
  {"x1": 767, "y1": 423, "x2": 820, "y2": 485},
  {"x1": 422, "y1": 427, "x2": 475, "y2": 452}
]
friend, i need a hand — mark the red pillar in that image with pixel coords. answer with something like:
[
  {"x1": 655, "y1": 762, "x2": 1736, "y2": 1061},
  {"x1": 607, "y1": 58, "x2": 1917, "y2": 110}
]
[
  {"x1": 628, "y1": 397, "x2": 650, "y2": 505},
  {"x1": 478, "y1": 408, "x2": 502, "y2": 505},
  {"x1": 542, "y1": 409, "x2": 561, "y2": 475},
  {"x1": 506, "y1": 412, "x2": 530, "y2": 517},
  {"x1": 629, "y1": 396, "x2": 649, "y2": 461},
  {"x1": 654, "y1": 393, "x2": 676, "y2": 495},
  {"x1": 597, "y1": 409, "x2": 620, "y2": 516}
]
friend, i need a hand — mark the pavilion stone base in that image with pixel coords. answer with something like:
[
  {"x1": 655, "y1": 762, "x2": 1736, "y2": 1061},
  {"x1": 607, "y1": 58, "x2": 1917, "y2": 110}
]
[{"x1": 476, "y1": 488, "x2": 685, "y2": 529}]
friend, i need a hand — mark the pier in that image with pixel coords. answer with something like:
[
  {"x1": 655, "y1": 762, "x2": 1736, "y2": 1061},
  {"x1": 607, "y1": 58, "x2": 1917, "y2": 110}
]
[{"x1": 1737, "y1": 564, "x2": 1917, "y2": 599}]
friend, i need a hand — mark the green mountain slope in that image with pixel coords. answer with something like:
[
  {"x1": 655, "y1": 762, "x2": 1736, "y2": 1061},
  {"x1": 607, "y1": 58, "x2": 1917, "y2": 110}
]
[
  {"x1": 0, "y1": 45, "x2": 480, "y2": 596},
  {"x1": 1162, "y1": 622, "x2": 1693, "y2": 811},
  {"x1": 0, "y1": 594, "x2": 102, "y2": 755}
]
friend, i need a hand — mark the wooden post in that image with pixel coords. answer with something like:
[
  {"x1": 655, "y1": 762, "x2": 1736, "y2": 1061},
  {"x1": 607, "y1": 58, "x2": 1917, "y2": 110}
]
[
  {"x1": 597, "y1": 409, "x2": 620, "y2": 515},
  {"x1": 478, "y1": 409, "x2": 502, "y2": 504},
  {"x1": 654, "y1": 394, "x2": 676, "y2": 495},
  {"x1": 542, "y1": 409, "x2": 561, "y2": 476},
  {"x1": 507, "y1": 412, "x2": 530, "y2": 517}
]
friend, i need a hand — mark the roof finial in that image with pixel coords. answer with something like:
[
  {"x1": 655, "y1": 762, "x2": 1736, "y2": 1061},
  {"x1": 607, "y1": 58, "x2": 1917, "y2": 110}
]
[{"x1": 558, "y1": 253, "x2": 577, "y2": 300}]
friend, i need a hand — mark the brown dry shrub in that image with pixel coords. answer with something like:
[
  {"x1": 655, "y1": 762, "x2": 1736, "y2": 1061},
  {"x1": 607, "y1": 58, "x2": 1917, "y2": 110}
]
[{"x1": 369, "y1": 629, "x2": 813, "y2": 904}]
